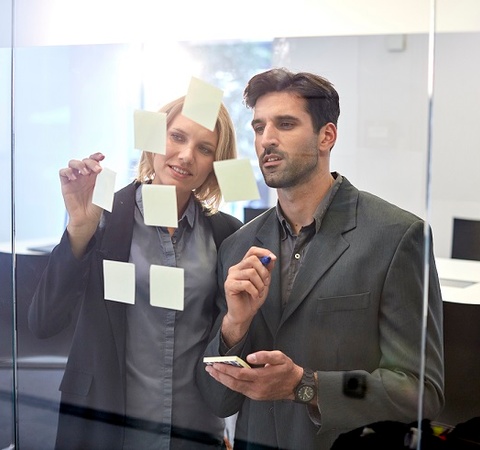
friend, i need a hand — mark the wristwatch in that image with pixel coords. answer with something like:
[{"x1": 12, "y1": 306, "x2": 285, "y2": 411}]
[{"x1": 293, "y1": 368, "x2": 316, "y2": 404}]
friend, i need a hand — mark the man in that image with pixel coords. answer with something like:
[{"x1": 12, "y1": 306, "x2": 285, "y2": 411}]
[{"x1": 197, "y1": 68, "x2": 444, "y2": 449}]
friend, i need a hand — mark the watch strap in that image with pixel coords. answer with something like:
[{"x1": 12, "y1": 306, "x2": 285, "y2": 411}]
[{"x1": 293, "y1": 368, "x2": 316, "y2": 403}]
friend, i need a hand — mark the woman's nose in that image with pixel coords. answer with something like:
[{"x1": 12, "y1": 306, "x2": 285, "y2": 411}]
[{"x1": 178, "y1": 145, "x2": 194, "y2": 164}]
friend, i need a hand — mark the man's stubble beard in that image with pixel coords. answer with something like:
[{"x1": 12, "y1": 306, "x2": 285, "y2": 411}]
[{"x1": 260, "y1": 148, "x2": 319, "y2": 189}]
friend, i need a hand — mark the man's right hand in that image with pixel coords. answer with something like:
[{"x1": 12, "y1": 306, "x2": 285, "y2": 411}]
[{"x1": 221, "y1": 247, "x2": 276, "y2": 347}]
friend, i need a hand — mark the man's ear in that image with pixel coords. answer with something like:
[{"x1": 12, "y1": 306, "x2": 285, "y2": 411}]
[{"x1": 318, "y1": 123, "x2": 337, "y2": 151}]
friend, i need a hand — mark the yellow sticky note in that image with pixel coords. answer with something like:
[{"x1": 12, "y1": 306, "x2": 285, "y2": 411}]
[
  {"x1": 182, "y1": 77, "x2": 223, "y2": 131},
  {"x1": 103, "y1": 260, "x2": 135, "y2": 304},
  {"x1": 214, "y1": 159, "x2": 260, "y2": 202},
  {"x1": 134, "y1": 110, "x2": 167, "y2": 154},
  {"x1": 142, "y1": 184, "x2": 178, "y2": 228},
  {"x1": 92, "y1": 167, "x2": 116, "y2": 212},
  {"x1": 150, "y1": 265, "x2": 184, "y2": 310}
]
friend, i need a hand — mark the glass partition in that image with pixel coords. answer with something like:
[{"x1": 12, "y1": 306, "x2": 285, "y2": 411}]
[
  {"x1": 0, "y1": 0, "x2": 14, "y2": 447},
  {"x1": 430, "y1": 25, "x2": 480, "y2": 428},
  {"x1": 3, "y1": 1, "x2": 480, "y2": 449}
]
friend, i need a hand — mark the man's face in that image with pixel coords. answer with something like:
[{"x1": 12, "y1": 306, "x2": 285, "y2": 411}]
[{"x1": 251, "y1": 91, "x2": 322, "y2": 189}]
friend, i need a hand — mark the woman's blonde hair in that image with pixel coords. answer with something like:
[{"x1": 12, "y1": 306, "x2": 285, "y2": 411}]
[{"x1": 135, "y1": 96, "x2": 237, "y2": 213}]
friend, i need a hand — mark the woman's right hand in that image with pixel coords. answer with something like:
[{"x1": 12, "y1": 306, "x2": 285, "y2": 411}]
[{"x1": 59, "y1": 152, "x2": 105, "y2": 257}]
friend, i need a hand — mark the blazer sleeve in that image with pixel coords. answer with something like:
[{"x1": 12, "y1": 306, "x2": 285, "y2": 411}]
[
  {"x1": 196, "y1": 234, "x2": 250, "y2": 418},
  {"x1": 28, "y1": 229, "x2": 99, "y2": 339},
  {"x1": 28, "y1": 182, "x2": 136, "y2": 340},
  {"x1": 317, "y1": 220, "x2": 445, "y2": 431}
]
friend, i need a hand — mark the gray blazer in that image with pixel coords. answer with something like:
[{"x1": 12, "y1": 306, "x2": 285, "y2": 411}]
[{"x1": 198, "y1": 177, "x2": 444, "y2": 450}]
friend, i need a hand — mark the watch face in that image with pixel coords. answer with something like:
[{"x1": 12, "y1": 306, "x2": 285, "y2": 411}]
[{"x1": 297, "y1": 385, "x2": 315, "y2": 402}]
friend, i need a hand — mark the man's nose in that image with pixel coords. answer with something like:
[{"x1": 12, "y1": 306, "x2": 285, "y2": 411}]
[{"x1": 260, "y1": 124, "x2": 279, "y2": 149}]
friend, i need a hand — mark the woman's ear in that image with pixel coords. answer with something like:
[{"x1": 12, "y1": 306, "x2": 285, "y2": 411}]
[{"x1": 318, "y1": 123, "x2": 337, "y2": 152}]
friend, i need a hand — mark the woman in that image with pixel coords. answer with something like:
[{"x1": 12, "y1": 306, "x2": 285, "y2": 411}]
[{"x1": 29, "y1": 96, "x2": 242, "y2": 450}]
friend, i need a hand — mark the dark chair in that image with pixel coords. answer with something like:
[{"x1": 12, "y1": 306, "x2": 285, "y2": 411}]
[
  {"x1": 244, "y1": 207, "x2": 268, "y2": 223},
  {"x1": 451, "y1": 218, "x2": 480, "y2": 261}
]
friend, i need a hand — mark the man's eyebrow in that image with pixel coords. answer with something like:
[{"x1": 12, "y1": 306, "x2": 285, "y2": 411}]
[
  {"x1": 276, "y1": 114, "x2": 299, "y2": 122},
  {"x1": 251, "y1": 115, "x2": 300, "y2": 127}
]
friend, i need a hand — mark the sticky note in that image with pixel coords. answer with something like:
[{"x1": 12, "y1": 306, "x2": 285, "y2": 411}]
[
  {"x1": 181, "y1": 77, "x2": 223, "y2": 131},
  {"x1": 92, "y1": 167, "x2": 116, "y2": 212},
  {"x1": 214, "y1": 159, "x2": 260, "y2": 202},
  {"x1": 134, "y1": 110, "x2": 167, "y2": 154},
  {"x1": 103, "y1": 260, "x2": 135, "y2": 304},
  {"x1": 142, "y1": 184, "x2": 177, "y2": 227},
  {"x1": 150, "y1": 265, "x2": 184, "y2": 310}
]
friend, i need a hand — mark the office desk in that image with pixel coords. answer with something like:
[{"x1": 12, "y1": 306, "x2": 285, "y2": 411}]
[
  {"x1": 0, "y1": 238, "x2": 72, "y2": 367},
  {"x1": 436, "y1": 257, "x2": 480, "y2": 305},
  {"x1": 435, "y1": 257, "x2": 480, "y2": 425}
]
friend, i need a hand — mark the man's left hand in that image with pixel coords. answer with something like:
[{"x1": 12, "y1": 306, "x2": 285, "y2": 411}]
[{"x1": 205, "y1": 350, "x2": 303, "y2": 401}]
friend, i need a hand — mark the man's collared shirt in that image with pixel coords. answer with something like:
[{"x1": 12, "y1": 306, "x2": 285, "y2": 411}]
[{"x1": 276, "y1": 173, "x2": 343, "y2": 307}]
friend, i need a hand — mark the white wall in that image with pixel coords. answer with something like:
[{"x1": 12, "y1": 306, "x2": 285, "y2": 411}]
[
  {"x1": 273, "y1": 35, "x2": 429, "y2": 216},
  {"x1": 430, "y1": 33, "x2": 480, "y2": 257},
  {"x1": 275, "y1": 35, "x2": 427, "y2": 215},
  {"x1": 273, "y1": 33, "x2": 480, "y2": 258},
  {"x1": 8, "y1": 0, "x2": 480, "y2": 47}
]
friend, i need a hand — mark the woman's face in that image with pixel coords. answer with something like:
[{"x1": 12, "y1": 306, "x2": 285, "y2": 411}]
[{"x1": 152, "y1": 113, "x2": 218, "y2": 203}]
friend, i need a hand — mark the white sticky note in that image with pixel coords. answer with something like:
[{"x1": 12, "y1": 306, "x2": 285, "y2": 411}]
[
  {"x1": 92, "y1": 167, "x2": 116, "y2": 212},
  {"x1": 150, "y1": 265, "x2": 184, "y2": 310},
  {"x1": 134, "y1": 110, "x2": 167, "y2": 154},
  {"x1": 214, "y1": 159, "x2": 260, "y2": 202},
  {"x1": 181, "y1": 77, "x2": 224, "y2": 131},
  {"x1": 142, "y1": 184, "x2": 177, "y2": 227},
  {"x1": 103, "y1": 260, "x2": 135, "y2": 304}
]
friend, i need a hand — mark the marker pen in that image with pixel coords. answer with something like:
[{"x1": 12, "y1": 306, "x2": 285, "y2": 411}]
[{"x1": 259, "y1": 256, "x2": 271, "y2": 266}]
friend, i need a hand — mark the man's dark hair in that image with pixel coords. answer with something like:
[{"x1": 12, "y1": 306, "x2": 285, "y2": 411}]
[{"x1": 243, "y1": 68, "x2": 340, "y2": 132}]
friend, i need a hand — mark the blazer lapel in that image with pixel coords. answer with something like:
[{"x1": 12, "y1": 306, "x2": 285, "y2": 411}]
[
  {"x1": 100, "y1": 181, "x2": 138, "y2": 262},
  {"x1": 280, "y1": 179, "x2": 359, "y2": 326},
  {"x1": 97, "y1": 181, "x2": 138, "y2": 384},
  {"x1": 254, "y1": 211, "x2": 283, "y2": 337}
]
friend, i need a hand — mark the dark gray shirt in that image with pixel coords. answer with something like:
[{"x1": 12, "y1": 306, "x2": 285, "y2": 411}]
[
  {"x1": 123, "y1": 185, "x2": 223, "y2": 449},
  {"x1": 277, "y1": 173, "x2": 343, "y2": 308}
]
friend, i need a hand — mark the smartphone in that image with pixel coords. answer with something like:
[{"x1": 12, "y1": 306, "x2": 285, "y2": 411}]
[{"x1": 203, "y1": 356, "x2": 251, "y2": 369}]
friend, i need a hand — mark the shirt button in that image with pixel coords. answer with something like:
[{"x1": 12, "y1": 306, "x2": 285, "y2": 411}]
[{"x1": 294, "y1": 253, "x2": 301, "y2": 260}]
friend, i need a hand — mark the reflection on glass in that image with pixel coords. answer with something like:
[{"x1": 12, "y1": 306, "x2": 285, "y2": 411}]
[{"x1": 5, "y1": 2, "x2": 480, "y2": 448}]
